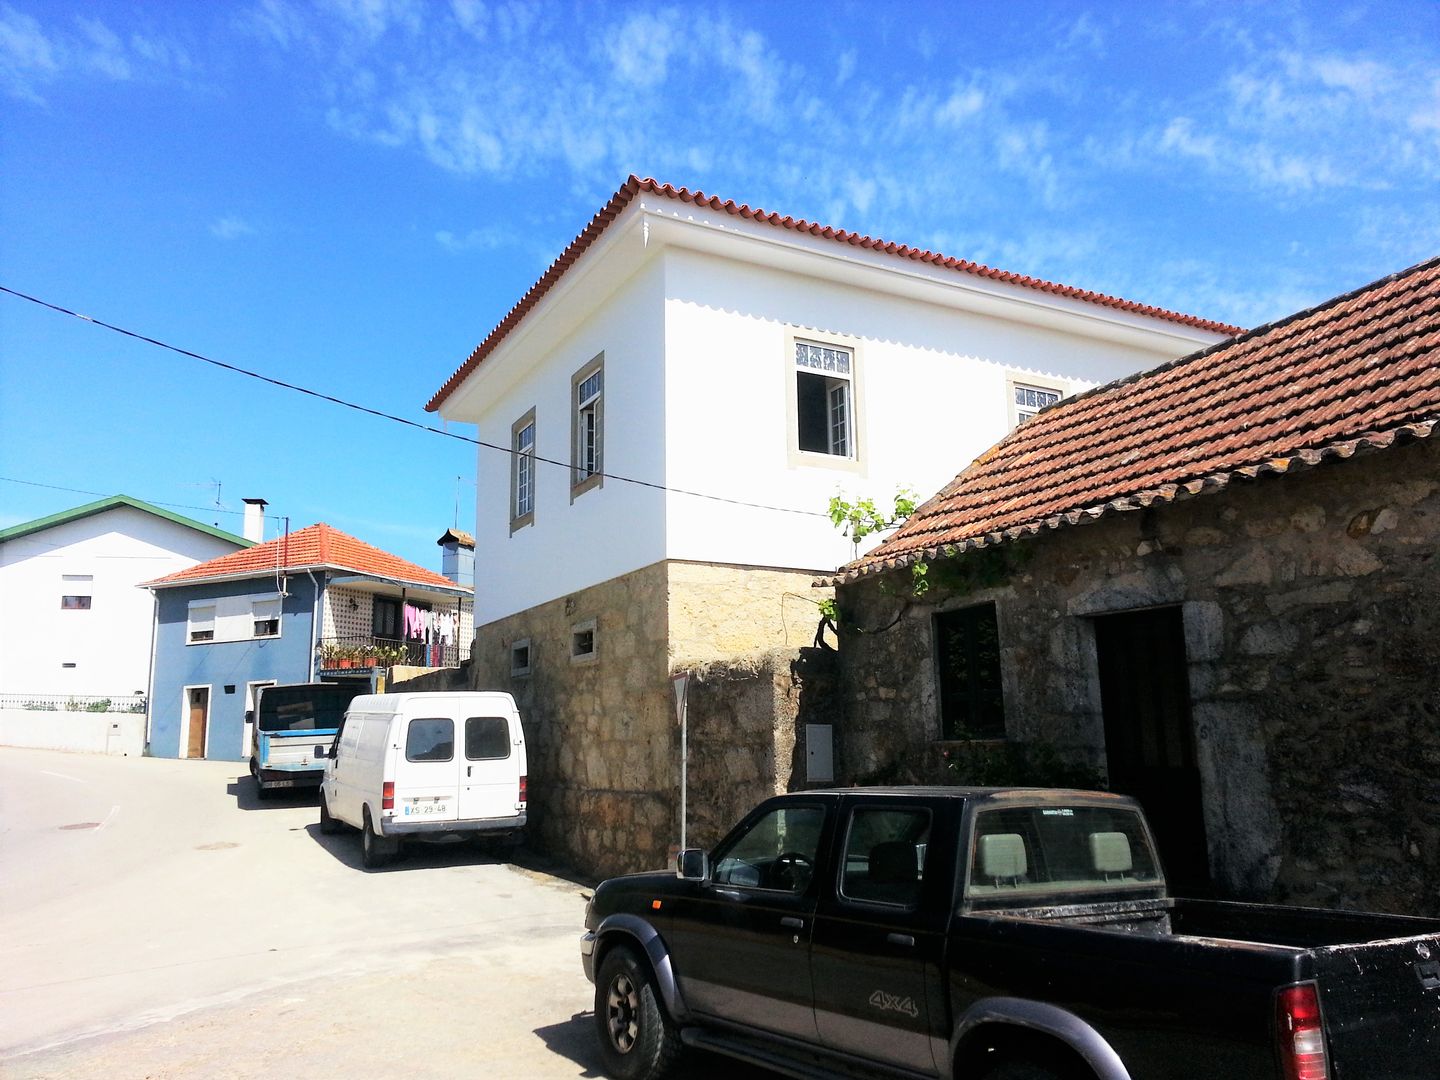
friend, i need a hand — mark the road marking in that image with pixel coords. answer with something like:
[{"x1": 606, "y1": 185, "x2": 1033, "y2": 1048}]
[
  {"x1": 94, "y1": 806, "x2": 120, "y2": 833},
  {"x1": 39, "y1": 771, "x2": 85, "y2": 784}
]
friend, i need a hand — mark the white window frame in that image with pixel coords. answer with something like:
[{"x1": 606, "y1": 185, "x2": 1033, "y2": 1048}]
[
  {"x1": 570, "y1": 618, "x2": 597, "y2": 665},
  {"x1": 787, "y1": 332, "x2": 865, "y2": 473},
  {"x1": 188, "y1": 602, "x2": 217, "y2": 644},
  {"x1": 571, "y1": 354, "x2": 604, "y2": 499},
  {"x1": 510, "y1": 638, "x2": 532, "y2": 678},
  {"x1": 510, "y1": 407, "x2": 536, "y2": 533},
  {"x1": 1009, "y1": 378, "x2": 1064, "y2": 427},
  {"x1": 252, "y1": 596, "x2": 281, "y2": 638}
]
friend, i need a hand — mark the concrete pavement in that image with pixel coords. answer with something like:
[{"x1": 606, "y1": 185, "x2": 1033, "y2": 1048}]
[{"x1": 0, "y1": 747, "x2": 770, "y2": 1079}]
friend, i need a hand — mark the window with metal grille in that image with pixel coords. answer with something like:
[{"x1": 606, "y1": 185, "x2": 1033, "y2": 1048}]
[
  {"x1": 796, "y1": 341, "x2": 854, "y2": 457},
  {"x1": 1013, "y1": 382, "x2": 1061, "y2": 425},
  {"x1": 935, "y1": 603, "x2": 1005, "y2": 739}
]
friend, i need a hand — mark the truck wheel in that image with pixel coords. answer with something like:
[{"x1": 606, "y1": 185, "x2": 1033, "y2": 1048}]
[
  {"x1": 254, "y1": 776, "x2": 272, "y2": 801},
  {"x1": 594, "y1": 945, "x2": 682, "y2": 1080},
  {"x1": 361, "y1": 809, "x2": 394, "y2": 869},
  {"x1": 319, "y1": 794, "x2": 341, "y2": 835}
]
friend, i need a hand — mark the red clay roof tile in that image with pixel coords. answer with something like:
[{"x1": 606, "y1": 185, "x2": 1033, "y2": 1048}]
[
  {"x1": 834, "y1": 256, "x2": 1440, "y2": 585},
  {"x1": 426, "y1": 176, "x2": 1242, "y2": 412},
  {"x1": 145, "y1": 523, "x2": 467, "y2": 592}
]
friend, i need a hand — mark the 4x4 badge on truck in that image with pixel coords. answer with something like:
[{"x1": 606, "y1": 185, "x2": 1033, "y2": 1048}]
[{"x1": 869, "y1": 990, "x2": 920, "y2": 1018}]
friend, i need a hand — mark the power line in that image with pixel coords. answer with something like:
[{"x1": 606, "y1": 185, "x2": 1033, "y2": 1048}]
[
  {"x1": 0, "y1": 476, "x2": 284, "y2": 521},
  {"x1": 1, "y1": 285, "x2": 828, "y2": 520}
]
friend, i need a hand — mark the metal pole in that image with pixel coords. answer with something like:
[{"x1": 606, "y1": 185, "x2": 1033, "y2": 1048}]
[{"x1": 680, "y1": 700, "x2": 688, "y2": 850}]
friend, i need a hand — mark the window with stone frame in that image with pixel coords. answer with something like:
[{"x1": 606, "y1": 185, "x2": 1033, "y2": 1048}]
[
  {"x1": 510, "y1": 408, "x2": 536, "y2": 532},
  {"x1": 1012, "y1": 381, "x2": 1062, "y2": 426},
  {"x1": 795, "y1": 340, "x2": 855, "y2": 457},
  {"x1": 935, "y1": 602, "x2": 1005, "y2": 739},
  {"x1": 571, "y1": 355, "x2": 604, "y2": 497}
]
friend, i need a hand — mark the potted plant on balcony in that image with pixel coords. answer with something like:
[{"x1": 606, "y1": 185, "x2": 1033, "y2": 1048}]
[{"x1": 319, "y1": 643, "x2": 341, "y2": 670}]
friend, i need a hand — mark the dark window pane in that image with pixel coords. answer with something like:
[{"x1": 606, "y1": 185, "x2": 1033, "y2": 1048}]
[
  {"x1": 936, "y1": 603, "x2": 1005, "y2": 739},
  {"x1": 840, "y1": 808, "x2": 930, "y2": 906},
  {"x1": 465, "y1": 716, "x2": 510, "y2": 760},
  {"x1": 406, "y1": 717, "x2": 454, "y2": 762},
  {"x1": 796, "y1": 372, "x2": 830, "y2": 453}
]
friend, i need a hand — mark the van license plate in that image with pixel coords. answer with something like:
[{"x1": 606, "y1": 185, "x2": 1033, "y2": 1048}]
[{"x1": 405, "y1": 799, "x2": 450, "y2": 816}]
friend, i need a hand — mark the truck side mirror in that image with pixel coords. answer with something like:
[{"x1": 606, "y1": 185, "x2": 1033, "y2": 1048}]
[
  {"x1": 676, "y1": 848, "x2": 708, "y2": 880},
  {"x1": 327, "y1": 744, "x2": 337, "y2": 759},
  {"x1": 244, "y1": 710, "x2": 254, "y2": 724}
]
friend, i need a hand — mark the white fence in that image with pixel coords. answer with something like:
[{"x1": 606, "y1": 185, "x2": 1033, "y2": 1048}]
[{"x1": 0, "y1": 696, "x2": 146, "y2": 756}]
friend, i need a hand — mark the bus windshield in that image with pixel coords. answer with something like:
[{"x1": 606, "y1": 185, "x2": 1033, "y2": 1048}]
[{"x1": 256, "y1": 685, "x2": 363, "y2": 733}]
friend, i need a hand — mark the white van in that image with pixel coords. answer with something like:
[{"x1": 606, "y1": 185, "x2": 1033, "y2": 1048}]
[{"x1": 319, "y1": 691, "x2": 527, "y2": 869}]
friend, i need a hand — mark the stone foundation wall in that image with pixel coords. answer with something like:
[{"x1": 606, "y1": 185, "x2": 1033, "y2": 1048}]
[
  {"x1": 838, "y1": 436, "x2": 1440, "y2": 915},
  {"x1": 470, "y1": 562, "x2": 674, "y2": 879},
  {"x1": 467, "y1": 561, "x2": 838, "y2": 879}
]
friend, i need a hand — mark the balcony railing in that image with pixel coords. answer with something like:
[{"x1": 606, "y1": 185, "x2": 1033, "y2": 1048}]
[
  {"x1": 0, "y1": 694, "x2": 148, "y2": 714},
  {"x1": 316, "y1": 635, "x2": 468, "y2": 672}
]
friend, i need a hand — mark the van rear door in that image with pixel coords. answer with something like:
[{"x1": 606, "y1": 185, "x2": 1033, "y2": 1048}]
[
  {"x1": 458, "y1": 712, "x2": 518, "y2": 820},
  {"x1": 392, "y1": 711, "x2": 461, "y2": 824}
]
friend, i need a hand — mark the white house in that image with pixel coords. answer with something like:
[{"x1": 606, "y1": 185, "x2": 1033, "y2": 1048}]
[
  {"x1": 427, "y1": 176, "x2": 1237, "y2": 874},
  {"x1": 0, "y1": 496, "x2": 251, "y2": 751}
]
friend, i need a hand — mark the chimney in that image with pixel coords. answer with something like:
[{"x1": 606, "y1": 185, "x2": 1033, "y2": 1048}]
[
  {"x1": 437, "y1": 529, "x2": 475, "y2": 587},
  {"x1": 243, "y1": 498, "x2": 268, "y2": 543}
]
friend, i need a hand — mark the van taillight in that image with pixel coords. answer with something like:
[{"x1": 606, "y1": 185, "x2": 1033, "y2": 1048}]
[
  {"x1": 519, "y1": 775, "x2": 527, "y2": 804},
  {"x1": 382, "y1": 781, "x2": 394, "y2": 810},
  {"x1": 1277, "y1": 982, "x2": 1328, "y2": 1080}
]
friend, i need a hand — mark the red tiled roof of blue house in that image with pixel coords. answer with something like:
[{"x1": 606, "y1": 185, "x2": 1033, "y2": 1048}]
[
  {"x1": 144, "y1": 523, "x2": 468, "y2": 592},
  {"x1": 426, "y1": 176, "x2": 1243, "y2": 412},
  {"x1": 830, "y1": 256, "x2": 1440, "y2": 586}
]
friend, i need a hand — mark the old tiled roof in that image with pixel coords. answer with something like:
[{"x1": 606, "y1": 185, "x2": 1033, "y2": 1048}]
[
  {"x1": 145, "y1": 523, "x2": 469, "y2": 592},
  {"x1": 833, "y1": 255, "x2": 1440, "y2": 585},
  {"x1": 426, "y1": 176, "x2": 1241, "y2": 412}
]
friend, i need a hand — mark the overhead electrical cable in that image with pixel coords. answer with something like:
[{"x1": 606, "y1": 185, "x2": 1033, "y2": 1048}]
[{"x1": 1, "y1": 285, "x2": 827, "y2": 519}]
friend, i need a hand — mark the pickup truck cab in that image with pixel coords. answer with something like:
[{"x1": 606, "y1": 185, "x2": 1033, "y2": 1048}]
[{"x1": 581, "y1": 787, "x2": 1440, "y2": 1080}]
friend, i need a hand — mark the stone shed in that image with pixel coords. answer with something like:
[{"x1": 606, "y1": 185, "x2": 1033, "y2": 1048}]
[{"x1": 828, "y1": 257, "x2": 1440, "y2": 916}]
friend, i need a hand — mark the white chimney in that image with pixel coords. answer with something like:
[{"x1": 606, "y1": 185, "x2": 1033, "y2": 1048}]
[{"x1": 242, "y1": 498, "x2": 268, "y2": 543}]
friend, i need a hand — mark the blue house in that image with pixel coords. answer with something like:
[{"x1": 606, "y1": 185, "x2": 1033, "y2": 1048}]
[{"x1": 144, "y1": 522, "x2": 473, "y2": 762}]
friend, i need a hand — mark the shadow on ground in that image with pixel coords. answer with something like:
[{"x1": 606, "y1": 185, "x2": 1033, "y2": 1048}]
[{"x1": 534, "y1": 1011, "x2": 786, "y2": 1079}]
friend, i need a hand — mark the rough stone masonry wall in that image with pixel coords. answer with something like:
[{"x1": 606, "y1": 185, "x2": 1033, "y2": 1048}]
[
  {"x1": 838, "y1": 436, "x2": 1440, "y2": 916},
  {"x1": 465, "y1": 560, "x2": 838, "y2": 879},
  {"x1": 681, "y1": 647, "x2": 841, "y2": 849},
  {"x1": 470, "y1": 562, "x2": 674, "y2": 879}
]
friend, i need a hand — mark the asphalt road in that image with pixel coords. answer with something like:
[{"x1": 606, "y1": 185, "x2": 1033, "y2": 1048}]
[{"x1": 0, "y1": 748, "x2": 774, "y2": 1079}]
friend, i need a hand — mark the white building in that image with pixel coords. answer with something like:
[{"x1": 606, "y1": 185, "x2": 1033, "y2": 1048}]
[
  {"x1": 428, "y1": 177, "x2": 1237, "y2": 874},
  {"x1": 0, "y1": 496, "x2": 251, "y2": 703}
]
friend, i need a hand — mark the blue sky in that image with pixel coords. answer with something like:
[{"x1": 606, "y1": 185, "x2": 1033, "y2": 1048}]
[{"x1": 2, "y1": 0, "x2": 1437, "y2": 570}]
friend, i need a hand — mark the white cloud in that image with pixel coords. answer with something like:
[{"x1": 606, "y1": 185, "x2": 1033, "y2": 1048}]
[
  {"x1": 434, "y1": 225, "x2": 511, "y2": 252},
  {"x1": 211, "y1": 216, "x2": 256, "y2": 239},
  {"x1": 0, "y1": 3, "x2": 57, "y2": 101},
  {"x1": 605, "y1": 10, "x2": 679, "y2": 89},
  {"x1": 1, "y1": 5, "x2": 194, "y2": 101}
]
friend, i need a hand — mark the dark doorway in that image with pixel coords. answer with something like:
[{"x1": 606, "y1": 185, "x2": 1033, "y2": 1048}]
[{"x1": 1094, "y1": 606, "x2": 1211, "y2": 895}]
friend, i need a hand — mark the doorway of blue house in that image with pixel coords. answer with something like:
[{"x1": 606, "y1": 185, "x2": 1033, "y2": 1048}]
[{"x1": 184, "y1": 685, "x2": 211, "y2": 759}]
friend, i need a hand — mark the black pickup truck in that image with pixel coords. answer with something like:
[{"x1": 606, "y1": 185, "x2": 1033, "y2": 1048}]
[{"x1": 580, "y1": 787, "x2": 1440, "y2": 1080}]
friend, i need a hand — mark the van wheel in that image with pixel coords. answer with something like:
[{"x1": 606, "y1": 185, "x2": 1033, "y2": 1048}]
[
  {"x1": 319, "y1": 794, "x2": 341, "y2": 835},
  {"x1": 254, "y1": 776, "x2": 272, "y2": 801},
  {"x1": 361, "y1": 809, "x2": 396, "y2": 869},
  {"x1": 594, "y1": 945, "x2": 682, "y2": 1080}
]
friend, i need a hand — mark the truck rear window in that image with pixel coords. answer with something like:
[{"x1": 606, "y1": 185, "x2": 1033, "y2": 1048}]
[
  {"x1": 968, "y1": 806, "x2": 1159, "y2": 895},
  {"x1": 257, "y1": 686, "x2": 362, "y2": 732}
]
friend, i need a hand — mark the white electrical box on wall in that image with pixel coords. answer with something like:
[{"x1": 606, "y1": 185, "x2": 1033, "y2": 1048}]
[{"x1": 806, "y1": 723, "x2": 834, "y2": 784}]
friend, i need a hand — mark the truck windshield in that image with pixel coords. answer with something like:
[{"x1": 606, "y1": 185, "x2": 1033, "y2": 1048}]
[
  {"x1": 257, "y1": 686, "x2": 360, "y2": 732},
  {"x1": 968, "y1": 805, "x2": 1159, "y2": 896}
]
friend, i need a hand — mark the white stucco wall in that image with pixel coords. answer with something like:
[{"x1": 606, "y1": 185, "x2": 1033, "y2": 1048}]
[
  {"x1": 469, "y1": 259, "x2": 667, "y2": 622},
  {"x1": 0, "y1": 506, "x2": 246, "y2": 697},
  {"x1": 446, "y1": 197, "x2": 1229, "y2": 625},
  {"x1": 660, "y1": 248, "x2": 1200, "y2": 572}
]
